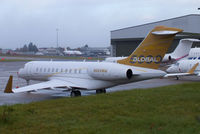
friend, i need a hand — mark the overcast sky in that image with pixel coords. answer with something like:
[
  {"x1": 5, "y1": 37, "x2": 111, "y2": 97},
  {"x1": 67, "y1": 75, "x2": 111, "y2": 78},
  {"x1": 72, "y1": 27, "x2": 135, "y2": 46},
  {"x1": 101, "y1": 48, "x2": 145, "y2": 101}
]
[{"x1": 0, "y1": 0, "x2": 199, "y2": 49}]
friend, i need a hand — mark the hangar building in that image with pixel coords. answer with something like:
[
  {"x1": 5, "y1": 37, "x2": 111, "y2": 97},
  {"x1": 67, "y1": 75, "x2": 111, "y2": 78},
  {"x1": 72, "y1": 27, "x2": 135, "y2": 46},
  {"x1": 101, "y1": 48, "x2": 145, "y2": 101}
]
[{"x1": 111, "y1": 14, "x2": 200, "y2": 56}]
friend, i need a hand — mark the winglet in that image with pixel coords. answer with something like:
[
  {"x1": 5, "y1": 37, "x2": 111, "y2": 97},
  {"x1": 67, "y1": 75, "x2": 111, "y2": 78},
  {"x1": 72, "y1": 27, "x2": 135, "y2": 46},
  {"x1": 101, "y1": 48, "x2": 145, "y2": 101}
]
[
  {"x1": 188, "y1": 63, "x2": 199, "y2": 74},
  {"x1": 4, "y1": 75, "x2": 13, "y2": 93}
]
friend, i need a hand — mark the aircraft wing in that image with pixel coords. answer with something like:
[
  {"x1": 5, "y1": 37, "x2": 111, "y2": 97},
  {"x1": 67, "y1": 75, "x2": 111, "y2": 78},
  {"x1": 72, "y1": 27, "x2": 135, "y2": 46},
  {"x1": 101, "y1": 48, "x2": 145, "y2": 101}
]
[
  {"x1": 164, "y1": 63, "x2": 199, "y2": 78},
  {"x1": 12, "y1": 79, "x2": 85, "y2": 93}
]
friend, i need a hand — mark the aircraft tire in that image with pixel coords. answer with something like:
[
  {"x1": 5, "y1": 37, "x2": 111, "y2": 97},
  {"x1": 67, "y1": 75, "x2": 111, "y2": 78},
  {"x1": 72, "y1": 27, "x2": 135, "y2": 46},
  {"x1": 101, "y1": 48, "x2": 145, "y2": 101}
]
[
  {"x1": 70, "y1": 91, "x2": 81, "y2": 97},
  {"x1": 76, "y1": 91, "x2": 81, "y2": 96},
  {"x1": 70, "y1": 91, "x2": 76, "y2": 97},
  {"x1": 96, "y1": 89, "x2": 106, "y2": 94}
]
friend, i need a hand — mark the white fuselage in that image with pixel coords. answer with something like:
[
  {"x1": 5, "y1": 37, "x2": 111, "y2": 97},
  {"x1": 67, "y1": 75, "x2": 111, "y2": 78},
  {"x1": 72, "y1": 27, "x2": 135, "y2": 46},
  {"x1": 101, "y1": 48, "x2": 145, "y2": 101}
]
[
  {"x1": 167, "y1": 59, "x2": 200, "y2": 73},
  {"x1": 18, "y1": 61, "x2": 166, "y2": 90},
  {"x1": 167, "y1": 48, "x2": 200, "y2": 73}
]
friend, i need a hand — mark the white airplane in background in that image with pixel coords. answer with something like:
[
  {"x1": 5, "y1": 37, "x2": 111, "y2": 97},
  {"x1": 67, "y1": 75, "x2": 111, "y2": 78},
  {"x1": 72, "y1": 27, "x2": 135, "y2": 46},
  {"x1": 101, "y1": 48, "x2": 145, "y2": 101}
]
[
  {"x1": 63, "y1": 50, "x2": 82, "y2": 55},
  {"x1": 166, "y1": 47, "x2": 200, "y2": 78},
  {"x1": 105, "y1": 39, "x2": 200, "y2": 63},
  {"x1": 5, "y1": 26, "x2": 183, "y2": 97}
]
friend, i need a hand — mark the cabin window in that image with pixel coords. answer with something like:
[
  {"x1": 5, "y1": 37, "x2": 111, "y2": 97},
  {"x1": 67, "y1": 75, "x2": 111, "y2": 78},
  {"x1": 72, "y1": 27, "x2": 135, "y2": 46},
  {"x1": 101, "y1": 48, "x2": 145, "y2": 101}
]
[
  {"x1": 36, "y1": 68, "x2": 39, "y2": 72},
  {"x1": 56, "y1": 68, "x2": 58, "y2": 72},
  {"x1": 65, "y1": 69, "x2": 68, "y2": 73},
  {"x1": 44, "y1": 68, "x2": 46, "y2": 72},
  {"x1": 61, "y1": 68, "x2": 63, "y2": 72},
  {"x1": 79, "y1": 69, "x2": 81, "y2": 73},
  {"x1": 74, "y1": 69, "x2": 77, "y2": 73},
  {"x1": 48, "y1": 68, "x2": 50, "y2": 72},
  {"x1": 40, "y1": 68, "x2": 42, "y2": 72},
  {"x1": 188, "y1": 57, "x2": 193, "y2": 60},
  {"x1": 69, "y1": 69, "x2": 72, "y2": 73}
]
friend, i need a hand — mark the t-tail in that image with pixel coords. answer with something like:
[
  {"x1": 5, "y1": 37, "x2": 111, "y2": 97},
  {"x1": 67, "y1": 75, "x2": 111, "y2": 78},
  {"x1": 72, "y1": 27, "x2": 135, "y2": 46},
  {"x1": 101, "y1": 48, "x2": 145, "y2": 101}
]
[{"x1": 117, "y1": 26, "x2": 183, "y2": 69}]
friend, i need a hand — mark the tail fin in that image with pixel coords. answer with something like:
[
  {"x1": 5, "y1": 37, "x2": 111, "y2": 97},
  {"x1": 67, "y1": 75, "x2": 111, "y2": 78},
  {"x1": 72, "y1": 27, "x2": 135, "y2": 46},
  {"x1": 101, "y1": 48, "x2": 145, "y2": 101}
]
[
  {"x1": 117, "y1": 26, "x2": 183, "y2": 69},
  {"x1": 4, "y1": 75, "x2": 13, "y2": 93},
  {"x1": 172, "y1": 39, "x2": 200, "y2": 58}
]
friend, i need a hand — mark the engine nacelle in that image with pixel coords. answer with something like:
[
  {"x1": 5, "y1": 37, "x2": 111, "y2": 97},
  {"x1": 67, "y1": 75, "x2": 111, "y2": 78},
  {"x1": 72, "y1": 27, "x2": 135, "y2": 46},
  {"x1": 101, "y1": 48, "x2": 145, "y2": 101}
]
[
  {"x1": 88, "y1": 64, "x2": 132, "y2": 81},
  {"x1": 162, "y1": 55, "x2": 173, "y2": 62},
  {"x1": 168, "y1": 55, "x2": 171, "y2": 61}
]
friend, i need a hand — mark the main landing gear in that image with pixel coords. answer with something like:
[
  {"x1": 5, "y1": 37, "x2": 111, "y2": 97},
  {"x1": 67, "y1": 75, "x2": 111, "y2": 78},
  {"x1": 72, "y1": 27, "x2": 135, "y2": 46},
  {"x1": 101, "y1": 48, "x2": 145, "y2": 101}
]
[
  {"x1": 70, "y1": 90, "x2": 81, "y2": 97},
  {"x1": 96, "y1": 89, "x2": 106, "y2": 94}
]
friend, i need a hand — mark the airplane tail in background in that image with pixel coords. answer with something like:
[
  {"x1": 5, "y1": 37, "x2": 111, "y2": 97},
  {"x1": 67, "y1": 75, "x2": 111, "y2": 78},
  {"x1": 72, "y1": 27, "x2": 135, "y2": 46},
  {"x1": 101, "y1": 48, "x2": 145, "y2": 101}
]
[
  {"x1": 117, "y1": 26, "x2": 183, "y2": 69},
  {"x1": 172, "y1": 39, "x2": 200, "y2": 59}
]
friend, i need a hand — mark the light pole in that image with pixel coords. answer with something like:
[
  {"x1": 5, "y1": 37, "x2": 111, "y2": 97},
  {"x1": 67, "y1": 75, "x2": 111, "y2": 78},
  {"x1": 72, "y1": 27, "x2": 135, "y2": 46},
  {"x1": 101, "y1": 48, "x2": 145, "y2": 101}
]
[{"x1": 56, "y1": 28, "x2": 59, "y2": 48}]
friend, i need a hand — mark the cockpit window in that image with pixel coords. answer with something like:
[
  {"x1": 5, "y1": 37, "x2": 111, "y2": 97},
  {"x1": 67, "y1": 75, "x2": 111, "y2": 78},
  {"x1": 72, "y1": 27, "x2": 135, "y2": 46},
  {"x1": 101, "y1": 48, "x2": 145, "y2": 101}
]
[
  {"x1": 193, "y1": 57, "x2": 197, "y2": 60},
  {"x1": 198, "y1": 57, "x2": 200, "y2": 60},
  {"x1": 175, "y1": 63, "x2": 179, "y2": 66}
]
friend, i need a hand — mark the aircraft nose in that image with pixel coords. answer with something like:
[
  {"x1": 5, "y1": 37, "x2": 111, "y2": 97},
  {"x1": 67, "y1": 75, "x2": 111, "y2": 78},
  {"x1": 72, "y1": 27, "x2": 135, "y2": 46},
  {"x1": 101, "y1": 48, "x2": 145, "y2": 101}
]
[
  {"x1": 166, "y1": 67, "x2": 171, "y2": 73},
  {"x1": 18, "y1": 68, "x2": 25, "y2": 78},
  {"x1": 166, "y1": 66, "x2": 176, "y2": 73}
]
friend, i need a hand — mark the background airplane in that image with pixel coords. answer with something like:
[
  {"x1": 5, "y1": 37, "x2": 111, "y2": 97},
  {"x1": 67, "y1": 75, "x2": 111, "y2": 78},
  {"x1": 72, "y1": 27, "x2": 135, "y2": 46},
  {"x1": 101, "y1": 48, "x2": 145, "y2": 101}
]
[
  {"x1": 167, "y1": 47, "x2": 200, "y2": 75},
  {"x1": 5, "y1": 26, "x2": 182, "y2": 97}
]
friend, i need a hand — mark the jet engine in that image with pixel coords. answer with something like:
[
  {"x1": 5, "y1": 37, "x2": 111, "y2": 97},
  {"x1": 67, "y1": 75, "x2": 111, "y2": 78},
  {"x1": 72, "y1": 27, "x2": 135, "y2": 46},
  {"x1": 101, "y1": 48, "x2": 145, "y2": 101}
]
[{"x1": 88, "y1": 64, "x2": 133, "y2": 81}]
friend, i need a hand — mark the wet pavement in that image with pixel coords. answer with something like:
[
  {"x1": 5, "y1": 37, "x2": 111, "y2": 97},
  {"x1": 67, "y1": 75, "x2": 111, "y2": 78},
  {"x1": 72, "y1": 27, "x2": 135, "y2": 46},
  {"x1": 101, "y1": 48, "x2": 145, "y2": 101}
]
[{"x1": 0, "y1": 60, "x2": 199, "y2": 106}]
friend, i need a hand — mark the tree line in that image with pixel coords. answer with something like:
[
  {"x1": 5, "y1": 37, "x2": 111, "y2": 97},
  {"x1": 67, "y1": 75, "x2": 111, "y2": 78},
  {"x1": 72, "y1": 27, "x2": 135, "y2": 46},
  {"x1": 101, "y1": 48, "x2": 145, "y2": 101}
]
[{"x1": 16, "y1": 42, "x2": 38, "y2": 52}]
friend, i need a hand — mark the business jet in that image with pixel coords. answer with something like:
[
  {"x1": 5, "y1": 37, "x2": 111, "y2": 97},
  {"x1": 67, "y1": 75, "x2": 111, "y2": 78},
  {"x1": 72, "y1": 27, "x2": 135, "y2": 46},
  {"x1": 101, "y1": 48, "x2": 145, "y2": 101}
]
[
  {"x1": 166, "y1": 46, "x2": 200, "y2": 75},
  {"x1": 4, "y1": 26, "x2": 182, "y2": 97},
  {"x1": 166, "y1": 56, "x2": 200, "y2": 75},
  {"x1": 105, "y1": 39, "x2": 200, "y2": 63}
]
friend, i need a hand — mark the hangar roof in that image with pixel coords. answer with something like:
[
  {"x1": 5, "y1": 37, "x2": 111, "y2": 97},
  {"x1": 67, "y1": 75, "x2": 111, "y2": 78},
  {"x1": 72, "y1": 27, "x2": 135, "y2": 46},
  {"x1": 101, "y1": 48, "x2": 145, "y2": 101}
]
[{"x1": 111, "y1": 14, "x2": 200, "y2": 40}]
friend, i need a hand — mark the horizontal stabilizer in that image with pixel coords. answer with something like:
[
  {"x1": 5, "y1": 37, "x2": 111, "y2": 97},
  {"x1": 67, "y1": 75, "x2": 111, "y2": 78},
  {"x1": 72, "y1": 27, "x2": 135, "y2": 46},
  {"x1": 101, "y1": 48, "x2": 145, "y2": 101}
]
[{"x1": 152, "y1": 30, "x2": 180, "y2": 35}]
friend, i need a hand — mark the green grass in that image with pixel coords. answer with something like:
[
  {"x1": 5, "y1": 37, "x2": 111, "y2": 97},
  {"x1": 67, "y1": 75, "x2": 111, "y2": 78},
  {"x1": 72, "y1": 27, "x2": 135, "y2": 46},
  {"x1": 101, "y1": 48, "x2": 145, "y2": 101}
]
[{"x1": 1, "y1": 82, "x2": 200, "y2": 134}]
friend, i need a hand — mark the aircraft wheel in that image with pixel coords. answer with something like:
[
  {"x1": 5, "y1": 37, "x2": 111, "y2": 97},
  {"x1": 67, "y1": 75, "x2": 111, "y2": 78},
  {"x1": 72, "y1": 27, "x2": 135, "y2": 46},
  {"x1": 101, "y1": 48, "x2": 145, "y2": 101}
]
[
  {"x1": 70, "y1": 91, "x2": 76, "y2": 97},
  {"x1": 96, "y1": 89, "x2": 101, "y2": 94},
  {"x1": 96, "y1": 89, "x2": 106, "y2": 94},
  {"x1": 102, "y1": 89, "x2": 106, "y2": 93},
  {"x1": 70, "y1": 91, "x2": 81, "y2": 97},
  {"x1": 75, "y1": 91, "x2": 81, "y2": 96}
]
